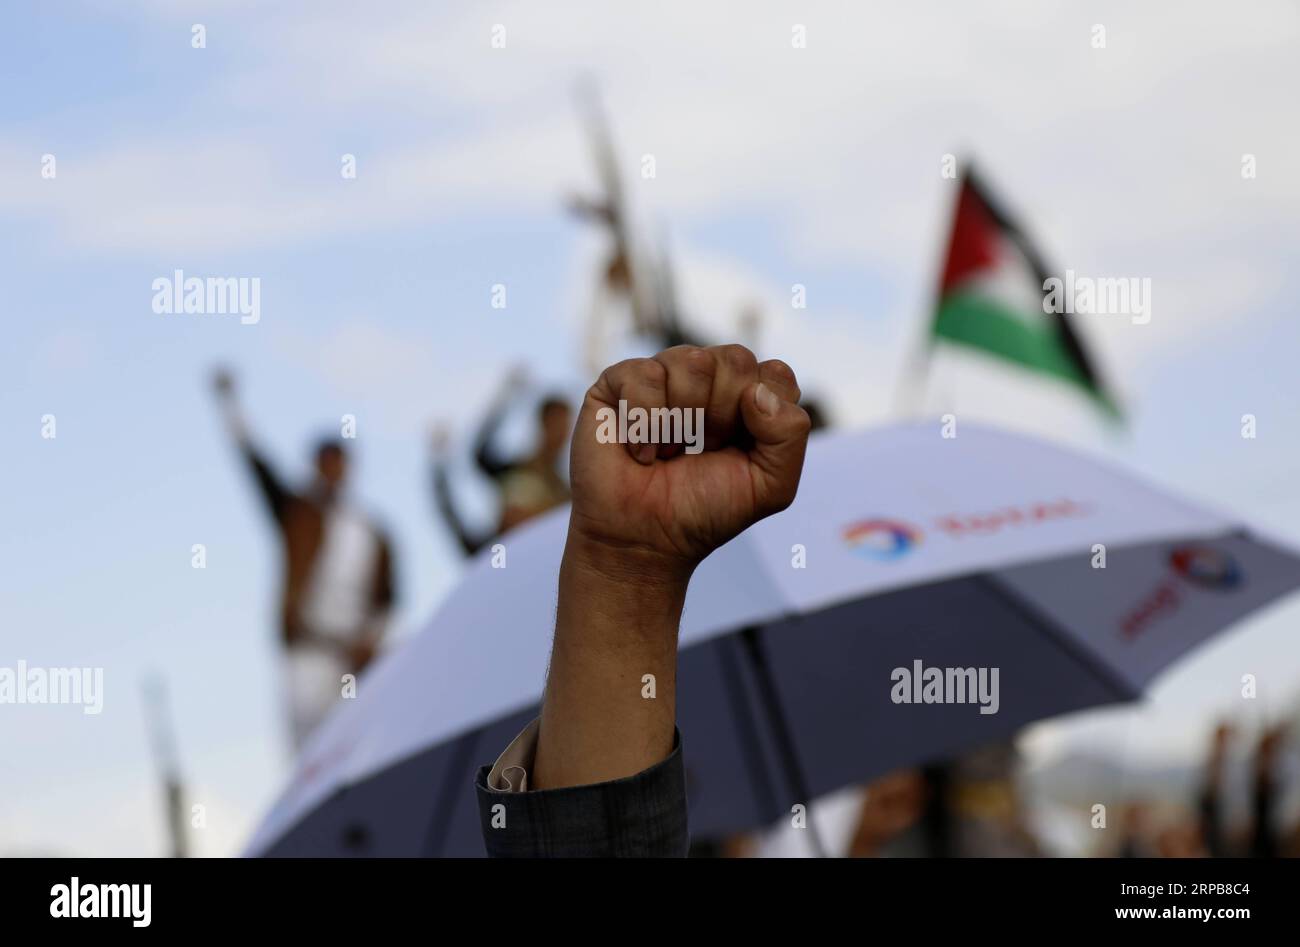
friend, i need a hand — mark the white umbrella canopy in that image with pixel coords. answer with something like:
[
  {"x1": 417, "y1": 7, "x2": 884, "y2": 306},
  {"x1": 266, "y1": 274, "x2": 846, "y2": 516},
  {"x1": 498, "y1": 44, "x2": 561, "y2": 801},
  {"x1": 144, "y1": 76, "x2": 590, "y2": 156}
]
[{"x1": 246, "y1": 423, "x2": 1300, "y2": 856}]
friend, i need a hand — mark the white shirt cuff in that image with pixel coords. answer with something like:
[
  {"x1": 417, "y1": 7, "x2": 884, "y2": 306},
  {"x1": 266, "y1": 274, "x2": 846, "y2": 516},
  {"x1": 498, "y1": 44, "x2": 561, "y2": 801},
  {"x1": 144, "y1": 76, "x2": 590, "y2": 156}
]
[{"x1": 485, "y1": 718, "x2": 540, "y2": 792}]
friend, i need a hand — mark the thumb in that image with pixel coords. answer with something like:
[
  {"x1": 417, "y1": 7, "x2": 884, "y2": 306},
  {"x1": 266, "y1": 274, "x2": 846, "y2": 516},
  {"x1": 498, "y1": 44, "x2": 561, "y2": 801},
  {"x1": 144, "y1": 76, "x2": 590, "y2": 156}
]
[{"x1": 739, "y1": 381, "x2": 812, "y2": 518}]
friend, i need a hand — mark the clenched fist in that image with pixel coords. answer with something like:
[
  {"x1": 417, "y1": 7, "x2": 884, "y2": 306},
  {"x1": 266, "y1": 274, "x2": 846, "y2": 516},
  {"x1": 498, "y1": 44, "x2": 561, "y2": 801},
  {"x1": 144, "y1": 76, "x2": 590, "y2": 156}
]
[
  {"x1": 568, "y1": 344, "x2": 811, "y2": 584},
  {"x1": 534, "y1": 345, "x2": 810, "y2": 794}
]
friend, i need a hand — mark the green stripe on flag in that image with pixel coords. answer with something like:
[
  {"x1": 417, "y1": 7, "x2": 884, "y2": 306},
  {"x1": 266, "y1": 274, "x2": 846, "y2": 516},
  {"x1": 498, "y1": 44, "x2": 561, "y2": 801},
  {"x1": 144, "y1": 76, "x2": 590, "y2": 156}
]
[{"x1": 933, "y1": 291, "x2": 1119, "y2": 417}]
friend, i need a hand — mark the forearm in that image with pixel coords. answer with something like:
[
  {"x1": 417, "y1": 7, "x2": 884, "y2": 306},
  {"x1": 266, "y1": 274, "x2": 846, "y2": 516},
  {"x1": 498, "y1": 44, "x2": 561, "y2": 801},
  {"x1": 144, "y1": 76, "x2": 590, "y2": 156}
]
[
  {"x1": 473, "y1": 402, "x2": 513, "y2": 478},
  {"x1": 227, "y1": 416, "x2": 289, "y2": 522},
  {"x1": 431, "y1": 464, "x2": 484, "y2": 556},
  {"x1": 532, "y1": 530, "x2": 691, "y2": 790}
]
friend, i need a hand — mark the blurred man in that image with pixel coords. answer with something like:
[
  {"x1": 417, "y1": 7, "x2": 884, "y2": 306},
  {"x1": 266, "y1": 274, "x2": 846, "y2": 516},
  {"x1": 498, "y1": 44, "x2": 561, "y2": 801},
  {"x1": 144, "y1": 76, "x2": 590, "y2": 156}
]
[
  {"x1": 1155, "y1": 815, "x2": 1209, "y2": 858},
  {"x1": 943, "y1": 743, "x2": 1042, "y2": 857},
  {"x1": 474, "y1": 344, "x2": 811, "y2": 856},
  {"x1": 761, "y1": 743, "x2": 1039, "y2": 858},
  {"x1": 1199, "y1": 722, "x2": 1234, "y2": 857},
  {"x1": 1117, "y1": 802, "x2": 1156, "y2": 858},
  {"x1": 213, "y1": 370, "x2": 396, "y2": 752},
  {"x1": 847, "y1": 770, "x2": 930, "y2": 857},
  {"x1": 1250, "y1": 725, "x2": 1287, "y2": 858},
  {"x1": 430, "y1": 367, "x2": 571, "y2": 556}
]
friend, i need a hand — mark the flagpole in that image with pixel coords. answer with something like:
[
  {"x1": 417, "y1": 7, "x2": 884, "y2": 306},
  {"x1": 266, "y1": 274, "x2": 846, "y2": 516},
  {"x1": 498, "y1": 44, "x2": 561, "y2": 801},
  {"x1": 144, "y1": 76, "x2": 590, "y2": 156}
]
[
  {"x1": 893, "y1": 278, "x2": 942, "y2": 420},
  {"x1": 894, "y1": 169, "x2": 962, "y2": 421},
  {"x1": 892, "y1": 334, "x2": 931, "y2": 420}
]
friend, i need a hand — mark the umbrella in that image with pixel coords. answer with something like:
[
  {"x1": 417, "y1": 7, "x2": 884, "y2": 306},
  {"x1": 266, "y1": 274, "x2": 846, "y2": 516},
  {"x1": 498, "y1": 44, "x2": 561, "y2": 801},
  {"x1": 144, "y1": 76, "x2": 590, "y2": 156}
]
[{"x1": 246, "y1": 423, "x2": 1300, "y2": 856}]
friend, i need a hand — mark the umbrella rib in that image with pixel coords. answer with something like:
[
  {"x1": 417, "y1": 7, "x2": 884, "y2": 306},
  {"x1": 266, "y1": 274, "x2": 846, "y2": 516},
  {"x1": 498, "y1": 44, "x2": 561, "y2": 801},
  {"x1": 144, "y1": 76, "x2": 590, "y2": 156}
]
[
  {"x1": 420, "y1": 729, "x2": 485, "y2": 857},
  {"x1": 715, "y1": 634, "x2": 780, "y2": 820},
  {"x1": 740, "y1": 626, "x2": 832, "y2": 858},
  {"x1": 971, "y1": 574, "x2": 1140, "y2": 702}
]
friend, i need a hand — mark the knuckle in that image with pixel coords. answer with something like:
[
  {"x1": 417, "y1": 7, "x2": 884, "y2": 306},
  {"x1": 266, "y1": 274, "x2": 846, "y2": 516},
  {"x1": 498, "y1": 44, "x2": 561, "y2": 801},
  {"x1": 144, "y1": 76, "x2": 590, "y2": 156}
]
[
  {"x1": 762, "y1": 359, "x2": 801, "y2": 399},
  {"x1": 680, "y1": 346, "x2": 715, "y2": 376},
  {"x1": 792, "y1": 406, "x2": 813, "y2": 436},
  {"x1": 658, "y1": 345, "x2": 714, "y2": 379},
  {"x1": 641, "y1": 357, "x2": 669, "y2": 383},
  {"x1": 660, "y1": 344, "x2": 700, "y2": 359},
  {"x1": 715, "y1": 343, "x2": 757, "y2": 374},
  {"x1": 587, "y1": 367, "x2": 614, "y2": 401},
  {"x1": 763, "y1": 358, "x2": 797, "y2": 385},
  {"x1": 621, "y1": 357, "x2": 667, "y2": 389}
]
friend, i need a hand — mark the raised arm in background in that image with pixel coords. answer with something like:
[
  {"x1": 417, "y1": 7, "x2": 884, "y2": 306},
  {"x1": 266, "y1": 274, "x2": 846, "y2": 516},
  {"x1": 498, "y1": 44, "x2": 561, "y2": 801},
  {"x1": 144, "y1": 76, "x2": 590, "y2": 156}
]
[
  {"x1": 472, "y1": 366, "x2": 530, "y2": 480},
  {"x1": 429, "y1": 425, "x2": 491, "y2": 557},
  {"x1": 212, "y1": 369, "x2": 292, "y2": 525}
]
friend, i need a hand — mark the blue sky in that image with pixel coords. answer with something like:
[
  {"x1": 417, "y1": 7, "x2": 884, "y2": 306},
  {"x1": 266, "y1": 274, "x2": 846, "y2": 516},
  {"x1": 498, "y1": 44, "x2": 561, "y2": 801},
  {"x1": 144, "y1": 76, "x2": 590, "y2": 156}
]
[{"x1": 3, "y1": 1, "x2": 1300, "y2": 855}]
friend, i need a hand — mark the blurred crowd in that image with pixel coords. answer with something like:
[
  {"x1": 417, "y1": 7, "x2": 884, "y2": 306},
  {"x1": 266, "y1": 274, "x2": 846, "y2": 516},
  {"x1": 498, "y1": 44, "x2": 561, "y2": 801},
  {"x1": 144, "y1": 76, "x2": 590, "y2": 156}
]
[{"x1": 693, "y1": 721, "x2": 1298, "y2": 858}]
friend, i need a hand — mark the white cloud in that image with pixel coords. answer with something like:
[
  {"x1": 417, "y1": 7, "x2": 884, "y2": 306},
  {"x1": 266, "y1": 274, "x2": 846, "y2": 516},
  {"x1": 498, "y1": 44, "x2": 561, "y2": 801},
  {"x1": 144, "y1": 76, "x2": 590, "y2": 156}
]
[{"x1": 12, "y1": 1, "x2": 1300, "y2": 273}]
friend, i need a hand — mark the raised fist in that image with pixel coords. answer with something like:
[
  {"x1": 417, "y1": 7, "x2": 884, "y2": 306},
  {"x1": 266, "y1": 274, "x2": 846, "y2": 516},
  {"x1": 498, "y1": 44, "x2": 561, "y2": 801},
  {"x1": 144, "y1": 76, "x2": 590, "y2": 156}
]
[{"x1": 567, "y1": 344, "x2": 811, "y2": 583}]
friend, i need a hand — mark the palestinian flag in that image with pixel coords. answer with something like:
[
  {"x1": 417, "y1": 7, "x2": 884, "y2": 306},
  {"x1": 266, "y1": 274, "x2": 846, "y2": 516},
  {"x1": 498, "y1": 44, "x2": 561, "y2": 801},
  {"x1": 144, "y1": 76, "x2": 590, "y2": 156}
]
[{"x1": 930, "y1": 169, "x2": 1120, "y2": 418}]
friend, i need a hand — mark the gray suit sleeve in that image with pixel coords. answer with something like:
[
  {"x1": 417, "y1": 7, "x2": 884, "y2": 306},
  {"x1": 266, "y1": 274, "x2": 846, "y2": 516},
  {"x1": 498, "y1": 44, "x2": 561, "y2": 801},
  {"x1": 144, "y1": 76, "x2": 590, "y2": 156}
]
[{"x1": 475, "y1": 731, "x2": 688, "y2": 858}]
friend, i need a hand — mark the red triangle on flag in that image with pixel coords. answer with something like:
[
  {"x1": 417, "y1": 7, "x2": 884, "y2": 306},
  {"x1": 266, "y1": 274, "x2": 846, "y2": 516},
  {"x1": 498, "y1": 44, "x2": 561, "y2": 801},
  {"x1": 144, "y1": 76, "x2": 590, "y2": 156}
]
[{"x1": 939, "y1": 177, "x2": 1002, "y2": 294}]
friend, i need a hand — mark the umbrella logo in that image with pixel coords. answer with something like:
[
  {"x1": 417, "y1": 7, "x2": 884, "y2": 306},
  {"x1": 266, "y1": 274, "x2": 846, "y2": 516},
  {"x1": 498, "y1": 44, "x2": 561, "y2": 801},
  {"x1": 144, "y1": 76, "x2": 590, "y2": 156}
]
[
  {"x1": 843, "y1": 518, "x2": 922, "y2": 560},
  {"x1": 1169, "y1": 545, "x2": 1242, "y2": 590}
]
